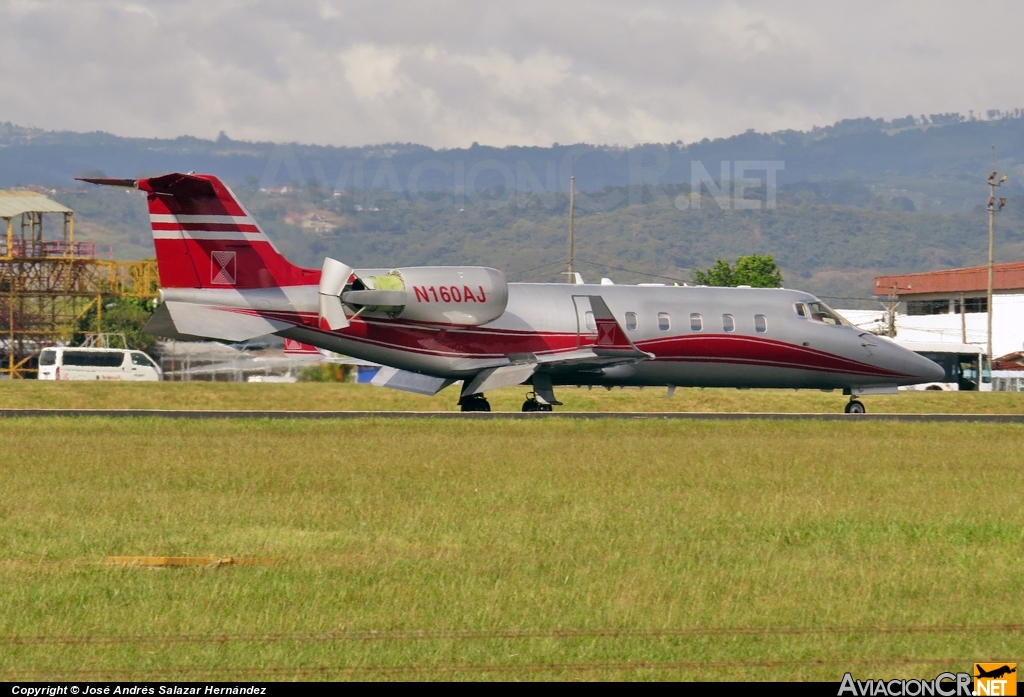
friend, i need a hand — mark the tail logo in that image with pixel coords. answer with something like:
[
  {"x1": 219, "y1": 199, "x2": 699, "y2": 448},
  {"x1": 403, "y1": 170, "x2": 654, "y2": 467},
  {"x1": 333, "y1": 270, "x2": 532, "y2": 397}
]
[{"x1": 211, "y1": 251, "x2": 236, "y2": 285}]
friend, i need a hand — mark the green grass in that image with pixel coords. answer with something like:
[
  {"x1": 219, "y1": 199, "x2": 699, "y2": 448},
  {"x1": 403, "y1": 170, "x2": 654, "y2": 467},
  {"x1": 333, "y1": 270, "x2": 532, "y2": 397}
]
[
  {"x1": 1, "y1": 418, "x2": 1022, "y2": 680},
  {"x1": 1, "y1": 380, "x2": 1023, "y2": 413}
]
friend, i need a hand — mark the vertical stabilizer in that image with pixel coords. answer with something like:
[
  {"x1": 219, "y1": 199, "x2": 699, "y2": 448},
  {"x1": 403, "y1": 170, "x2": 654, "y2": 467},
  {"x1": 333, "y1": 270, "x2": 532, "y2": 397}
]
[{"x1": 79, "y1": 173, "x2": 317, "y2": 289}]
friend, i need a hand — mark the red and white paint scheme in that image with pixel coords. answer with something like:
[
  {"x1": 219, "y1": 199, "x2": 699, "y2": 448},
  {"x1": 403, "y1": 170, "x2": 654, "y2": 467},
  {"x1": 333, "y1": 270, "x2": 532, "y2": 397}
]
[{"x1": 80, "y1": 173, "x2": 943, "y2": 412}]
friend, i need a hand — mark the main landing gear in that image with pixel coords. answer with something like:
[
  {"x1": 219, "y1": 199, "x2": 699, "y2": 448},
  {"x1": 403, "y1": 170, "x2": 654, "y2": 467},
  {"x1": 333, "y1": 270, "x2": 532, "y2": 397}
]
[
  {"x1": 458, "y1": 394, "x2": 491, "y2": 412},
  {"x1": 844, "y1": 399, "x2": 866, "y2": 414},
  {"x1": 521, "y1": 391, "x2": 553, "y2": 412}
]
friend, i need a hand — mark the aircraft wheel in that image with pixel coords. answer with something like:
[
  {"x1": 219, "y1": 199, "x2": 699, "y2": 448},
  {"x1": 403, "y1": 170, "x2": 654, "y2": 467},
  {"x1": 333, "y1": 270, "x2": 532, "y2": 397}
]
[
  {"x1": 459, "y1": 394, "x2": 491, "y2": 412},
  {"x1": 523, "y1": 400, "x2": 553, "y2": 412},
  {"x1": 844, "y1": 400, "x2": 866, "y2": 414},
  {"x1": 522, "y1": 392, "x2": 553, "y2": 412}
]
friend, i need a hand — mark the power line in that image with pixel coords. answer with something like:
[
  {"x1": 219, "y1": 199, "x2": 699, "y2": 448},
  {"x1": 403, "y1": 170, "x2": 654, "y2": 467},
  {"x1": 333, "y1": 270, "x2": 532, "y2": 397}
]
[{"x1": 575, "y1": 257, "x2": 689, "y2": 284}]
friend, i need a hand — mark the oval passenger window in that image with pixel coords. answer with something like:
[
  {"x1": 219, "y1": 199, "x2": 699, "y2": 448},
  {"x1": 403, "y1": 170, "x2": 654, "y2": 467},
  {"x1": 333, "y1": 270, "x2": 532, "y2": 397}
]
[
  {"x1": 690, "y1": 313, "x2": 703, "y2": 331},
  {"x1": 722, "y1": 314, "x2": 735, "y2": 332},
  {"x1": 754, "y1": 314, "x2": 768, "y2": 333},
  {"x1": 658, "y1": 312, "x2": 670, "y2": 331},
  {"x1": 625, "y1": 312, "x2": 638, "y2": 331}
]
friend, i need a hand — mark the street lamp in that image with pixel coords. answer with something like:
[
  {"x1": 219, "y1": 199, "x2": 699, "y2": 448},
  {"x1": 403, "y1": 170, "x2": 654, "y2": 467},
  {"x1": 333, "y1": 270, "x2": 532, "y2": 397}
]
[{"x1": 985, "y1": 158, "x2": 1007, "y2": 361}]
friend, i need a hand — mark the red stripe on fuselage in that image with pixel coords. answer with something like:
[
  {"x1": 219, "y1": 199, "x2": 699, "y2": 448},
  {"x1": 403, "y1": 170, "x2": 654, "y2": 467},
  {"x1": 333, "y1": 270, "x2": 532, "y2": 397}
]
[
  {"x1": 638, "y1": 333, "x2": 906, "y2": 378},
  {"x1": 222, "y1": 306, "x2": 908, "y2": 378}
]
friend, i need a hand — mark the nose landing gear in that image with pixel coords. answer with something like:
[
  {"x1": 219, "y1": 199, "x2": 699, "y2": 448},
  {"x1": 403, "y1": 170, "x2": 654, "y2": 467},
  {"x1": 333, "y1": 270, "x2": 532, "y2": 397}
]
[{"x1": 844, "y1": 399, "x2": 865, "y2": 414}]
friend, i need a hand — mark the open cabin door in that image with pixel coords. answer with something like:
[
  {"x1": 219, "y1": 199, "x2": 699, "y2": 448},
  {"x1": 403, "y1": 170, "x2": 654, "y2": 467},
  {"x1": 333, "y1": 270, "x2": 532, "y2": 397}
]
[{"x1": 572, "y1": 295, "x2": 599, "y2": 348}]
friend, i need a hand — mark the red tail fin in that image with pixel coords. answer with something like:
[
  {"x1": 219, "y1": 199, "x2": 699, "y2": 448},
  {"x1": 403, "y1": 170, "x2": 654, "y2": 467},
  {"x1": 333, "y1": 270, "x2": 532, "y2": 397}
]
[{"x1": 81, "y1": 173, "x2": 317, "y2": 289}]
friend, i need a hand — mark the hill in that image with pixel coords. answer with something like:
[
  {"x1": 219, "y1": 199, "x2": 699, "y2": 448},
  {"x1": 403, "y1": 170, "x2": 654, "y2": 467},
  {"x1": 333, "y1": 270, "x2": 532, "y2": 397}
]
[
  {"x1": 5, "y1": 111, "x2": 1024, "y2": 207},
  {"x1": 6, "y1": 112, "x2": 1024, "y2": 303},
  {"x1": 42, "y1": 180, "x2": 1024, "y2": 307}
]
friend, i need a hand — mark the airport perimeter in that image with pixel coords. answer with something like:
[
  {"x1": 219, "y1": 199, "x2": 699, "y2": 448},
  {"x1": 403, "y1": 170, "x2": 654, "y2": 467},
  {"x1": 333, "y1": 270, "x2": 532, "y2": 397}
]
[{"x1": 1, "y1": 385, "x2": 1021, "y2": 681}]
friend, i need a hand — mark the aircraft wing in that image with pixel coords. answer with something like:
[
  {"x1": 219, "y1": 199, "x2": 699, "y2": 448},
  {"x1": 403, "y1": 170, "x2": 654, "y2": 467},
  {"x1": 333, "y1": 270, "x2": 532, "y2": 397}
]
[{"x1": 459, "y1": 296, "x2": 652, "y2": 395}]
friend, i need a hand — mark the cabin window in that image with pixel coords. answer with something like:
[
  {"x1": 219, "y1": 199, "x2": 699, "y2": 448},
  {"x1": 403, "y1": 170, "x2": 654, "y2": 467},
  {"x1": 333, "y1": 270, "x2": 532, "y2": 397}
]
[
  {"x1": 625, "y1": 312, "x2": 638, "y2": 331},
  {"x1": 690, "y1": 313, "x2": 703, "y2": 331},
  {"x1": 722, "y1": 314, "x2": 735, "y2": 332},
  {"x1": 795, "y1": 303, "x2": 807, "y2": 318},
  {"x1": 585, "y1": 311, "x2": 596, "y2": 331},
  {"x1": 754, "y1": 314, "x2": 768, "y2": 333},
  {"x1": 39, "y1": 349, "x2": 57, "y2": 366},
  {"x1": 658, "y1": 312, "x2": 670, "y2": 331}
]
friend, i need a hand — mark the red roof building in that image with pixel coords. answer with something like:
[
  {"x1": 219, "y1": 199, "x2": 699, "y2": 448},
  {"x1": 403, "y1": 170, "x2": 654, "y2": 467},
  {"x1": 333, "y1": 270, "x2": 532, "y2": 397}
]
[{"x1": 874, "y1": 261, "x2": 1024, "y2": 296}]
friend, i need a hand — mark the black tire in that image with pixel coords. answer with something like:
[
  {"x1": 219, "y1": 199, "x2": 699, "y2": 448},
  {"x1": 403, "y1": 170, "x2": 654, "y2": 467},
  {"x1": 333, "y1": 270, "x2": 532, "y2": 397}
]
[
  {"x1": 459, "y1": 395, "x2": 491, "y2": 412},
  {"x1": 522, "y1": 399, "x2": 539, "y2": 412},
  {"x1": 844, "y1": 400, "x2": 866, "y2": 414}
]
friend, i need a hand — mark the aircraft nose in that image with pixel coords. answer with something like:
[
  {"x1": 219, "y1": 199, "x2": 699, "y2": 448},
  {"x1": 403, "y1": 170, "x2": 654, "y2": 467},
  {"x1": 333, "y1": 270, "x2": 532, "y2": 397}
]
[
  {"x1": 909, "y1": 351, "x2": 946, "y2": 383},
  {"x1": 876, "y1": 340, "x2": 946, "y2": 384}
]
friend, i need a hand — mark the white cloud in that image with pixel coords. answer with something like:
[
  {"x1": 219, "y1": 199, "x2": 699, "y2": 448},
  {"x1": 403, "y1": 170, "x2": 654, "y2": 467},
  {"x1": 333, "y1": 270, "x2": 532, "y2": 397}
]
[
  {"x1": 341, "y1": 44, "x2": 404, "y2": 102},
  {"x1": 0, "y1": 0, "x2": 1023, "y2": 147}
]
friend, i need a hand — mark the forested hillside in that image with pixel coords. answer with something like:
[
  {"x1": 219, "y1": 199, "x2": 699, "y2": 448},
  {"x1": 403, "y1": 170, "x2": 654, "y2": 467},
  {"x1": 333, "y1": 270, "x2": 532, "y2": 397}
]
[
  {"x1": 5, "y1": 110, "x2": 1024, "y2": 207},
  {"x1": 8, "y1": 111, "x2": 1024, "y2": 304},
  {"x1": 49, "y1": 180, "x2": 1024, "y2": 308}
]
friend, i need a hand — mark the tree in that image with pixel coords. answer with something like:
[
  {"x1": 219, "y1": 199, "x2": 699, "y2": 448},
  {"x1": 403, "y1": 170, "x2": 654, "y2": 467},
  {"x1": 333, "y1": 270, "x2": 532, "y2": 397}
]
[
  {"x1": 74, "y1": 297, "x2": 158, "y2": 355},
  {"x1": 693, "y1": 254, "x2": 783, "y2": 288},
  {"x1": 691, "y1": 259, "x2": 735, "y2": 286}
]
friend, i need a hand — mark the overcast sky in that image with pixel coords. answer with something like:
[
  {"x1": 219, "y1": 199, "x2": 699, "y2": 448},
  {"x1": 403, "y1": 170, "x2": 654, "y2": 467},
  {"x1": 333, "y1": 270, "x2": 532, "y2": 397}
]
[{"x1": 2, "y1": 0, "x2": 1023, "y2": 148}]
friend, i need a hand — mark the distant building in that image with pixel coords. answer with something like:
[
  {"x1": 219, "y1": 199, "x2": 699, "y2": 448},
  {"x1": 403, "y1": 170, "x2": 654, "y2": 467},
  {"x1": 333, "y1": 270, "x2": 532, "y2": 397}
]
[{"x1": 841, "y1": 262, "x2": 1024, "y2": 358}]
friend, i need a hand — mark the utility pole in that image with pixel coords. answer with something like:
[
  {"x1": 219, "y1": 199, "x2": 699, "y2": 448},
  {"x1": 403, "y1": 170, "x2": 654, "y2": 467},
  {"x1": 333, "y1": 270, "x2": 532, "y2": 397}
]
[
  {"x1": 886, "y1": 284, "x2": 898, "y2": 338},
  {"x1": 960, "y1": 291, "x2": 967, "y2": 344},
  {"x1": 986, "y1": 147, "x2": 1007, "y2": 361},
  {"x1": 567, "y1": 158, "x2": 575, "y2": 283}
]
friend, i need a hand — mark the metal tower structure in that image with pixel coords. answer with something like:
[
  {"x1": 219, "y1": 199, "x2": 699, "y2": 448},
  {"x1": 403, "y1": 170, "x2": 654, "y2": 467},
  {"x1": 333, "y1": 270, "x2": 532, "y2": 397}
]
[{"x1": 0, "y1": 190, "x2": 158, "y2": 378}]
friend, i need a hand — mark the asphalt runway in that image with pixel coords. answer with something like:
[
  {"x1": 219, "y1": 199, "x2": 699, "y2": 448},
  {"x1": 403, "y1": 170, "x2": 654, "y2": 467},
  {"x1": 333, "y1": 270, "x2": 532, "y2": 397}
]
[{"x1": 1, "y1": 409, "x2": 1023, "y2": 422}]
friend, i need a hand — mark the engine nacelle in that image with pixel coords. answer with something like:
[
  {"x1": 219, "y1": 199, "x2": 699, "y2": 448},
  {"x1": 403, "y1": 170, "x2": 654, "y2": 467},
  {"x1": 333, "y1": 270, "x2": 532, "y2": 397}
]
[{"x1": 344, "y1": 266, "x2": 508, "y2": 326}]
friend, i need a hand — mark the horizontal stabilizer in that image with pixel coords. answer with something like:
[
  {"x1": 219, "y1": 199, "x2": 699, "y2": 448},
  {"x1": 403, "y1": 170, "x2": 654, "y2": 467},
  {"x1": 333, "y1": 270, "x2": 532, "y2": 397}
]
[
  {"x1": 142, "y1": 303, "x2": 212, "y2": 342},
  {"x1": 370, "y1": 366, "x2": 454, "y2": 396},
  {"x1": 163, "y1": 302, "x2": 292, "y2": 342},
  {"x1": 76, "y1": 177, "x2": 137, "y2": 188}
]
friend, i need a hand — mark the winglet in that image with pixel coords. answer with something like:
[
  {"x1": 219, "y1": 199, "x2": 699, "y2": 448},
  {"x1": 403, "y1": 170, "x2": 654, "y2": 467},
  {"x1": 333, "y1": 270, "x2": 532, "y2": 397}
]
[{"x1": 582, "y1": 296, "x2": 652, "y2": 359}]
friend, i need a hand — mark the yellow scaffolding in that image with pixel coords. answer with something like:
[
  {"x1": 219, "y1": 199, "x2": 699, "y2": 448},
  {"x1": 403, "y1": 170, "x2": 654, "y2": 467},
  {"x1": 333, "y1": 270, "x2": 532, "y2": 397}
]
[{"x1": 0, "y1": 190, "x2": 159, "y2": 378}]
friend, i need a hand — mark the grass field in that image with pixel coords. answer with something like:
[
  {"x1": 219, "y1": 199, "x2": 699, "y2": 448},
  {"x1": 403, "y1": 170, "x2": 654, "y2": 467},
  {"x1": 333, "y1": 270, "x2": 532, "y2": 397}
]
[
  {"x1": 1, "y1": 380, "x2": 1023, "y2": 413},
  {"x1": 1, "y1": 417, "x2": 1021, "y2": 681}
]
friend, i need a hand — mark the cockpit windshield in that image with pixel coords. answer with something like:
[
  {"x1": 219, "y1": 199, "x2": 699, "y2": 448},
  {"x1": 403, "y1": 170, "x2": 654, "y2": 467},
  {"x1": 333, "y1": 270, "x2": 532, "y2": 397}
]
[{"x1": 805, "y1": 301, "x2": 850, "y2": 326}]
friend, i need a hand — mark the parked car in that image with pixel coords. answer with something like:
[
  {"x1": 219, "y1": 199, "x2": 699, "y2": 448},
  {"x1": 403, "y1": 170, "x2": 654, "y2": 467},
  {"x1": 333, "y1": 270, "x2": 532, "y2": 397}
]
[{"x1": 37, "y1": 347, "x2": 162, "y2": 381}]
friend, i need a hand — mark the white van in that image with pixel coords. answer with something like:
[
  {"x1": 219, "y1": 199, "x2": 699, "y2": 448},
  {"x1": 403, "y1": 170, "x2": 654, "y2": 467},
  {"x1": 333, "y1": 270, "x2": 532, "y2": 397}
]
[{"x1": 37, "y1": 347, "x2": 162, "y2": 381}]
